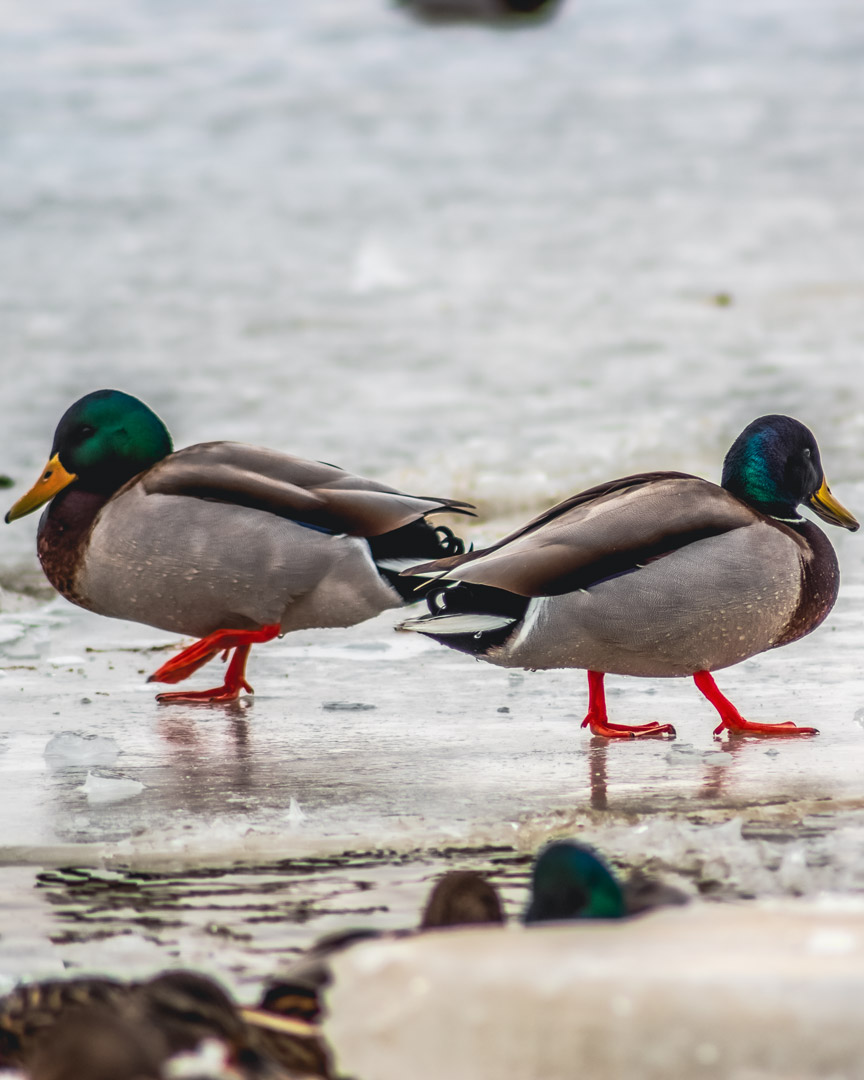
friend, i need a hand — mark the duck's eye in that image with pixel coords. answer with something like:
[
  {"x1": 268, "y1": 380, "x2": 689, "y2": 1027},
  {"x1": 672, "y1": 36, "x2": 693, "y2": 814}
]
[
  {"x1": 75, "y1": 425, "x2": 95, "y2": 441},
  {"x1": 803, "y1": 448, "x2": 811, "y2": 459}
]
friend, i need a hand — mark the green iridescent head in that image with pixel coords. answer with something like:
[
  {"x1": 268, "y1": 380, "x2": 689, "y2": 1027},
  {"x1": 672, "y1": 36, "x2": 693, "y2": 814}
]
[
  {"x1": 524, "y1": 840, "x2": 626, "y2": 923},
  {"x1": 721, "y1": 415, "x2": 857, "y2": 531},
  {"x1": 5, "y1": 390, "x2": 172, "y2": 522}
]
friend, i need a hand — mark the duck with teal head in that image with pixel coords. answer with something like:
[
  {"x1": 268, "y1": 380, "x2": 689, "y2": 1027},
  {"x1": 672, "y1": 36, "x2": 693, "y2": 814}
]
[
  {"x1": 524, "y1": 840, "x2": 688, "y2": 923},
  {"x1": 5, "y1": 390, "x2": 472, "y2": 704},
  {"x1": 524, "y1": 841, "x2": 627, "y2": 923},
  {"x1": 401, "y1": 415, "x2": 858, "y2": 738}
]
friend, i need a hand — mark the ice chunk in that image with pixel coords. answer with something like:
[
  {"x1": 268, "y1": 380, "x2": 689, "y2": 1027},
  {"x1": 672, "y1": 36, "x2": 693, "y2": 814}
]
[
  {"x1": 45, "y1": 654, "x2": 86, "y2": 667},
  {"x1": 322, "y1": 701, "x2": 376, "y2": 711},
  {"x1": 79, "y1": 771, "x2": 144, "y2": 804},
  {"x1": 45, "y1": 732, "x2": 120, "y2": 768}
]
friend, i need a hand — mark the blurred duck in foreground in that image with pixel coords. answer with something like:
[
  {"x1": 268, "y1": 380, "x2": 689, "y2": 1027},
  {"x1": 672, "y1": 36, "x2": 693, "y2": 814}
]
[
  {"x1": 0, "y1": 970, "x2": 328, "y2": 1079},
  {"x1": 4, "y1": 390, "x2": 471, "y2": 704},
  {"x1": 0, "y1": 874, "x2": 504, "y2": 1078},
  {"x1": 397, "y1": 0, "x2": 562, "y2": 23},
  {"x1": 1, "y1": 857, "x2": 683, "y2": 1076},
  {"x1": 402, "y1": 415, "x2": 858, "y2": 738},
  {"x1": 524, "y1": 840, "x2": 689, "y2": 923},
  {"x1": 252, "y1": 869, "x2": 505, "y2": 1031}
]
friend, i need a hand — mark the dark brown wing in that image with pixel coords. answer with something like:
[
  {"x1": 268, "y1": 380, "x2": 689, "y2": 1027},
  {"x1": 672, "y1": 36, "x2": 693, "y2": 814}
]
[
  {"x1": 141, "y1": 442, "x2": 473, "y2": 538},
  {"x1": 406, "y1": 472, "x2": 760, "y2": 597}
]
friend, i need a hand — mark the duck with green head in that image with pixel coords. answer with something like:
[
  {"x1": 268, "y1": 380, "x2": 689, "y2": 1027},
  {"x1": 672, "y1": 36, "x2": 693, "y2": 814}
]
[
  {"x1": 524, "y1": 840, "x2": 689, "y2": 922},
  {"x1": 525, "y1": 841, "x2": 627, "y2": 922},
  {"x1": 401, "y1": 415, "x2": 858, "y2": 738},
  {"x1": 5, "y1": 390, "x2": 472, "y2": 703}
]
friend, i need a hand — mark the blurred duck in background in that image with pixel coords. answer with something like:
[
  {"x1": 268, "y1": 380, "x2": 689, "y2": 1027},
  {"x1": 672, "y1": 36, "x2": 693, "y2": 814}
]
[
  {"x1": 4, "y1": 390, "x2": 472, "y2": 705},
  {"x1": 402, "y1": 415, "x2": 858, "y2": 739},
  {"x1": 396, "y1": 0, "x2": 563, "y2": 24}
]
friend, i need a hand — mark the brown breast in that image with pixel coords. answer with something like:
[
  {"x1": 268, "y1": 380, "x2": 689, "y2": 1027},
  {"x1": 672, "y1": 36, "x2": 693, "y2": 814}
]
[{"x1": 36, "y1": 488, "x2": 109, "y2": 611}]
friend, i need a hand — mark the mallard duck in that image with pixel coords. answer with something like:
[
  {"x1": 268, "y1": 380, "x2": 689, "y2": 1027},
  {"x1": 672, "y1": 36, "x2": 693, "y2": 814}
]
[
  {"x1": 524, "y1": 840, "x2": 688, "y2": 923},
  {"x1": 0, "y1": 970, "x2": 326, "y2": 1079},
  {"x1": 26, "y1": 1006, "x2": 164, "y2": 1080},
  {"x1": 0, "y1": 977, "x2": 128, "y2": 1068},
  {"x1": 419, "y1": 869, "x2": 505, "y2": 929},
  {"x1": 401, "y1": 415, "x2": 858, "y2": 738},
  {"x1": 5, "y1": 390, "x2": 472, "y2": 704}
]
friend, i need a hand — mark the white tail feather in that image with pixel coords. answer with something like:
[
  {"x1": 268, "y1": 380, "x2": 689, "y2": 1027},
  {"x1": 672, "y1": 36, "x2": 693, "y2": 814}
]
[
  {"x1": 400, "y1": 613, "x2": 517, "y2": 635},
  {"x1": 375, "y1": 557, "x2": 440, "y2": 574}
]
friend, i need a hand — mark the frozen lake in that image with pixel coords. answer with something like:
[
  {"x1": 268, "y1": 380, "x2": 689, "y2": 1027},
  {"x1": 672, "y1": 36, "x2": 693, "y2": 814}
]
[{"x1": 1, "y1": 0, "x2": 863, "y2": 1028}]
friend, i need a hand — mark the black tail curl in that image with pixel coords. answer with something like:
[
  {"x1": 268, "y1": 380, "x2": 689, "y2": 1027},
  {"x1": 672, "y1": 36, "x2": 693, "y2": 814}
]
[{"x1": 370, "y1": 518, "x2": 467, "y2": 601}]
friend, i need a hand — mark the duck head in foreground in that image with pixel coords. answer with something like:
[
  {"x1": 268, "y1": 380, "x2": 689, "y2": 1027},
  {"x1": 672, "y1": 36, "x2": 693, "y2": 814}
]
[
  {"x1": 5, "y1": 390, "x2": 472, "y2": 704},
  {"x1": 401, "y1": 415, "x2": 858, "y2": 738}
]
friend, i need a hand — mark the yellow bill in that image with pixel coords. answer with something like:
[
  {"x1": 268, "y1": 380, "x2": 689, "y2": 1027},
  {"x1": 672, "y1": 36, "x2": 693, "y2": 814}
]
[
  {"x1": 239, "y1": 1006, "x2": 320, "y2": 1037},
  {"x1": 5, "y1": 455, "x2": 78, "y2": 523},
  {"x1": 809, "y1": 478, "x2": 859, "y2": 532}
]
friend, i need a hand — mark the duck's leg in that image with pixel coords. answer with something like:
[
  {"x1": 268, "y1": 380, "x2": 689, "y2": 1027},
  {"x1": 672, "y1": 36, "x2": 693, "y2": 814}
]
[
  {"x1": 581, "y1": 671, "x2": 676, "y2": 739},
  {"x1": 693, "y1": 671, "x2": 819, "y2": 737},
  {"x1": 148, "y1": 625, "x2": 280, "y2": 704}
]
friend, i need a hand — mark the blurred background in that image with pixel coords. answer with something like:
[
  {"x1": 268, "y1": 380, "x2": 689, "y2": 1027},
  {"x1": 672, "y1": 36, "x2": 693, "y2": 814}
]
[{"x1": 1, "y1": 0, "x2": 863, "y2": 572}]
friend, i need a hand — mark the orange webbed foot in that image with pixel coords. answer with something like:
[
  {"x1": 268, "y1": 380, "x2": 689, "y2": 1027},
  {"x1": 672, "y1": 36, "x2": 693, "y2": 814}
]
[
  {"x1": 148, "y1": 625, "x2": 280, "y2": 685},
  {"x1": 581, "y1": 672, "x2": 676, "y2": 740},
  {"x1": 694, "y1": 671, "x2": 819, "y2": 739},
  {"x1": 149, "y1": 625, "x2": 280, "y2": 705}
]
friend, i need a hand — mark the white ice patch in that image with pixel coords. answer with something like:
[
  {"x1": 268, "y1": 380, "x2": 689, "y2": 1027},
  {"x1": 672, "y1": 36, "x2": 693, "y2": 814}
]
[
  {"x1": 806, "y1": 928, "x2": 858, "y2": 956},
  {"x1": 164, "y1": 1039, "x2": 242, "y2": 1079},
  {"x1": 350, "y1": 238, "x2": 411, "y2": 294},
  {"x1": 44, "y1": 732, "x2": 120, "y2": 768},
  {"x1": 79, "y1": 771, "x2": 144, "y2": 805},
  {"x1": 285, "y1": 797, "x2": 307, "y2": 827}
]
